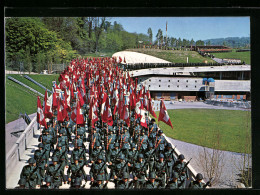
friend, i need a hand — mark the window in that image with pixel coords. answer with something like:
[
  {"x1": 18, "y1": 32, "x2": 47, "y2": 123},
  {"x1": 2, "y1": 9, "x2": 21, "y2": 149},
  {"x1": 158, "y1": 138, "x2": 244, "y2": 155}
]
[
  {"x1": 168, "y1": 85, "x2": 170, "y2": 87},
  {"x1": 186, "y1": 80, "x2": 188, "y2": 82},
  {"x1": 195, "y1": 86, "x2": 197, "y2": 88},
  {"x1": 186, "y1": 85, "x2": 188, "y2": 88},
  {"x1": 159, "y1": 80, "x2": 161, "y2": 82},
  {"x1": 159, "y1": 85, "x2": 161, "y2": 87},
  {"x1": 177, "y1": 80, "x2": 179, "y2": 82},
  {"x1": 169, "y1": 80, "x2": 171, "y2": 82},
  {"x1": 149, "y1": 85, "x2": 151, "y2": 87},
  {"x1": 195, "y1": 80, "x2": 197, "y2": 83},
  {"x1": 177, "y1": 85, "x2": 179, "y2": 88},
  {"x1": 149, "y1": 79, "x2": 151, "y2": 82}
]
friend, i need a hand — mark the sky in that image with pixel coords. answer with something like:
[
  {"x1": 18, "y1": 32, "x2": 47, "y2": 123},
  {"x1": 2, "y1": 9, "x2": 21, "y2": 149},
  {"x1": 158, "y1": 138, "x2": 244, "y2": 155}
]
[{"x1": 108, "y1": 17, "x2": 250, "y2": 41}]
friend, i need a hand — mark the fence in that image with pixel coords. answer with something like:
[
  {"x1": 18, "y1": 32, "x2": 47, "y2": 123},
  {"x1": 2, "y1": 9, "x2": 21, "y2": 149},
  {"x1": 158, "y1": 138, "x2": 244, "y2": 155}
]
[{"x1": 6, "y1": 116, "x2": 37, "y2": 177}]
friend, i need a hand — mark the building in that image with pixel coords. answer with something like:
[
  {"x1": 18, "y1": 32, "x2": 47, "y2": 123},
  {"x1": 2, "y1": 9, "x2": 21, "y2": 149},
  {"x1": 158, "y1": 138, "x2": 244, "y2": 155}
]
[{"x1": 128, "y1": 64, "x2": 251, "y2": 101}]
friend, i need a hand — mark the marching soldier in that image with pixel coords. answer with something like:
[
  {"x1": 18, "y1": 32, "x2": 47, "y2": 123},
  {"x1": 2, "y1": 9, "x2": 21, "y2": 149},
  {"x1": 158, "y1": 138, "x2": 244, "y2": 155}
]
[
  {"x1": 126, "y1": 143, "x2": 139, "y2": 172},
  {"x1": 137, "y1": 129, "x2": 148, "y2": 152},
  {"x1": 154, "y1": 154, "x2": 167, "y2": 188},
  {"x1": 52, "y1": 142, "x2": 69, "y2": 172},
  {"x1": 133, "y1": 121, "x2": 141, "y2": 143},
  {"x1": 106, "y1": 128, "x2": 117, "y2": 150},
  {"x1": 189, "y1": 173, "x2": 210, "y2": 189},
  {"x1": 67, "y1": 156, "x2": 87, "y2": 188},
  {"x1": 34, "y1": 143, "x2": 48, "y2": 183},
  {"x1": 90, "y1": 155, "x2": 108, "y2": 184},
  {"x1": 107, "y1": 142, "x2": 122, "y2": 165},
  {"x1": 16, "y1": 178, "x2": 27, "y2": 189},
  {"x1": 148, "y1": 118, "x2": 158, "y2": 142},
  {"x1": 132, "y1": 154, "x2": 147, "y2": 188},
  {"x1": 57, "y1": 128, "x2": 69, "y2": 152},
  {"x1": 155, "y1": 130, "x2": 167, "y2": 155},
  {"x1": 19, "y1": 158, "x2": 41, "y2": 189},
  {"x1": 166, "y1": 172, "x2": 179, "y2": 189},
  {"x1": 38, "y1": 128, "x2": 54, "y2": 159},
  {"x1": 164, "y1": 143, "x2": 176, "y2": 181},
  {"x1": 110, "y1": 154, "x2": 128, "y2": 188},
  {"x1": 145, "y1": 172, "x2": 159, "y2": 189},
  {"x1": 144, "y1": 142, "x2": 157, "y2": 173},
  {"x1": 173, "y1": 154, "x2": 190, "y2": 189},
  {"x1": 70, "y1": 141, "x2": 87, "y2": 165},
  {"x1": 46, "y1": 156, "x2": 66, "y2": 189},
  {"x1": 117, "y1": 172, "x2": 134, "y2": 189},
  {"x1": 89, "y1": 142, "x2": 106, "y2": 164}
]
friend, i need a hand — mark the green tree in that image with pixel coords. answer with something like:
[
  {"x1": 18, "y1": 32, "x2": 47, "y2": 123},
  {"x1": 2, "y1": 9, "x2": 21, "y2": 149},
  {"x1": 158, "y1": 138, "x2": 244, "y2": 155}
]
[
  {"x1": 147, "y1": 27, "x2": 153, "y2": 44},
  {"x1": 24, "y1": 46, "x2": 32, "y2": 73},
  {"x1": 156, "y1": 29, "x2": 163, "y2": 48},
  {"x1": 36, "y1": 52, "x2": 45, "y2": 73}
]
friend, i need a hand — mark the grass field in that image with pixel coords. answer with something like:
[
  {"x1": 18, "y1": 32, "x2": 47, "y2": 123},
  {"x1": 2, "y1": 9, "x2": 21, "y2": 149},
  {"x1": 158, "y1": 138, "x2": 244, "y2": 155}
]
[
  {"x1": 212, "y1": 50, "x2": 251, "y2": 64},
  {"x1": 127, "y1": 48, "x2": 215, "y2": 63},
  {"x1": 154, "y1": 109, "x2": 251, "y2": 154},
  {"x1": 5, "y1": 74, "x2": 59, "y2": 123}
]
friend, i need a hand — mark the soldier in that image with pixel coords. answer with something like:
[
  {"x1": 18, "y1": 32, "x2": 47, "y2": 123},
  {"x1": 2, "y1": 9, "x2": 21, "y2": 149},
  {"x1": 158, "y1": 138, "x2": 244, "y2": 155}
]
[
  {"x1": 19, "y1": 158, "x2": 41, "y2": 189},
  {"x1": 166, "y1": 172, "x2": 179, "y2": 189},
  {"x1": 67, "y1": 156, "x2": 87, "y2": 188},
  {"x1": 164, "y1": 143, "x2": 176, "y2": 182},
  {"x1": 120, "y1": 127, "x2": 131, "y2": 152},
  {"x1": 106, "y1": 128, "x2": 117, "y2": 150},
  {"x1": 40, "y1": 175, "x2": 55, "y2": 189},
  {"x1": 137, "y1": 129, "x2": 148, "y2": 153},
  {"x1": 154, "y1": 154, "x2": 167, "y2": 188},
  {"x1": 189, "y1": 173, "x2": 209, "y2": 189},
  {"x1": 173, "y1": 154, "x2": 189, "y2": 189},
  {"x1": 57, "y1": 128, "x2": 69, "y2": 152},
  {"x1": 110, "y1": 154, "x2": 128, "y2": 188},
  {"x1": 90, "y1": 155, "x2": 108, "y2": 184},
  {"x1": 148, "y1": 118, "x2": 158, "y2": 143},
  {"x1": 90, "y1": 175, "x2": 108, "y2": 189},
  {"x1": 38, "y1": 128, "x2": 54, "y2": 159},
  {"x1": 145, "y1": 172, "x2": 159, "y2": 189},
  {"x1": 70, "y1": 177, "x2": 82, "y2": 189},
  {"x1": 46, "y1": 122, "x2": 56, "y2": 150},
  {"x1": 71, "y1": 142, "x2": 87, "y2": 165},
  {"x1": 144, "y1": 142, "x2": 157, "y2": 173},
  {"x1": 107, "y1": 142, "x2": 122, "y2": 165},
  {"x1": 117, "y1": 172, "x2": 134, "y2": 189},
  {"x1": 126, "y1": 143, "x2": 139, "y2": 172},
  {"x1": 132, "y1": 154, "x2": 147, "y2": 188},
  {"x1": 133, "y1": 121, "x2": 141, "y2": 143},
  {"x1": 46, "y1": 156, "x2": 66, "y2": 189},
  {"x1": 34, "y1": 143, "x2": 48, "y2": 183},
  {"x1": 89, "y1": 142, "x2": 106, "y2": 164},
  {"x1": 52, "y1": 142, "x2": 69, "y2": 172},
  {"x1": 155, "y1": 130, "x2": 167, "y2": 155}
]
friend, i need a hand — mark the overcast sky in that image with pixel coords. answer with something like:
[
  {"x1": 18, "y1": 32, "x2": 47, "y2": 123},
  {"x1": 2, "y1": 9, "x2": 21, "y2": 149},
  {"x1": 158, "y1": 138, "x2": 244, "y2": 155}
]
[{"x1": 109, "y1": 17, "x2": 250, "y2": 41}]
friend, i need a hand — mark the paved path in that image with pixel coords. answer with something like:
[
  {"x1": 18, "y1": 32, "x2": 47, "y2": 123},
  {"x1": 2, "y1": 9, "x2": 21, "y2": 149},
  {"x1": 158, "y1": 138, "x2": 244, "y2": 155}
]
[
  {"x1": 112, "y1": 51, "x2": 171, "y2": 64},
  {"x1": 5, "y1": 113, "x2": 37, "y2": 154},
  {"x1": 212, "y1": 57, "x2": 224, "y2": 63}
]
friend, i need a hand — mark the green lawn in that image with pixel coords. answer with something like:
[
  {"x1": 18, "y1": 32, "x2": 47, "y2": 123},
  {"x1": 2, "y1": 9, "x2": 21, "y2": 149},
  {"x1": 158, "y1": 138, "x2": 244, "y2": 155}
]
[
  {"x1": 212, "y1": 50, "x2": 251, "y2": 64},
  {"x1": 5, "y1": 74, "x2": 59, "y2": 124},
  {"x1": 154, "y1": 109, "x2": 251, "y2": 154},
  {"x1": 127, "y1": 48, "x2": 215, "y2": 63}
]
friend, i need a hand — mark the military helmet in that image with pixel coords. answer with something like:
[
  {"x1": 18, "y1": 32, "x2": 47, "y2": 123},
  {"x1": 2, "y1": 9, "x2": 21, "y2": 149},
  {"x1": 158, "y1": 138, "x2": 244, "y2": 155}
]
[
  {"x1": 98, "y1": 155, "x2": 103, "y2": 160},
  {"x1": 158, "y1": 130, "x2": 163, "y2": 134},
  {"x1": 114, "y1": 142, "x2": 119, "y2": 147},
  {"x1": 148, "y1": 142, "x2": 153, "y2": 148},
  {"x1": 178, "y1": 154, "x2": 185, "y2": 160},
  {"x1": 166, "y1": 143, "x2": 172, "y2": 148},
  {"x1": 149, "y1": 172, "x2": 156, "y2": 179},
  {"x1": 38, "y1": 143, "x2": 44, "y2": 148},
  {"x1": 44, "y1": 128, "x2": 50, "y2": 133},
  {"x1": 34, "y1": 150, "x2": 41, "y2": 158},
  {"x1": 18, "y1": 178, "x2": 27, "y2": 185},
  {"x1": 74, "y1": 156, "x2": 79, "y2": 160},
  {"x1": 123, "y1": 172, "x2": 129, "y2": 179},
  {"x1": 58, "y1": 129, "x2": 63, "y2": 134},
  {"x1": 47, "y1": 122, "x2": 50, "y2": 126},
  {"x1": 96, "y1": 142, "x2": 101, "y2": 147},
  {"x1": 77, "y1": 142, "x2": 83, "y2": 147},
  {"x1": 52, "y1": 156, "x2": 59, "y2": 162},
  {"x1": 151, "y1": 118, "x2": 156, "y2": 122},
  {"x1": 135, "y1": 163, "x2": 141, "y2": 169},
  {"x1": 28, "y1": 157, "x2": 36, "y2": 164},
  {"x1": 172, "y1": 172, "x2": 179, "y2": 179},
  {"x1": 119, "y1": 154, "x2": 125, "y2": 160},
  {"x1": 196, "y1": 173, "x2": 203, "y2": 180},
  {"x1": 159, "y1": 154, "x2": 164, "y2": 158},
  {"x1": 96, "y1": 175, "x2": 103, "y2": 181},
  {"x1": 138, "y1": 154, "x2": 144, "y2": 159},
  {"x1": 45, "y1": 175, "x2": 52, "y2": 183}
]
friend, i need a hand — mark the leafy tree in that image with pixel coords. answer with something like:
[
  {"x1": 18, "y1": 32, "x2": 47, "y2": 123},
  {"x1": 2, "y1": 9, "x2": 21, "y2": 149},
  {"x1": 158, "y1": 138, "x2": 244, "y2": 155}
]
[
  {"x1": 156, "y1": 29, "x2": 163, "y2": 48},
  {"x1": 36, "y1": 52, "x2": 45, "y2": 73},
  {"x1": 147, "y1": 27, "x2": 153, "y2": 44}
]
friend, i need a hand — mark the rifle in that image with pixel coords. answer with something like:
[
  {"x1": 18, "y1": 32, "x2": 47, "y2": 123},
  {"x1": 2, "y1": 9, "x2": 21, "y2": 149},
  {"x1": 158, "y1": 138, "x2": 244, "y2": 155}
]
[
  {"x1": 148, "y1": 126, "x2": 154, "y2": 137},
  {"x1": 26, "y1": 166, "x2": 39, "y2": 188},
  {"x1": 203, "y1": 177, "x2": 213, "y2": 189},
  {"x1": 166, "y1": 146, "x2": 176, "y2": 162},
  {"x1": 177, "y1": 158, "x2": 192, "y2": 176}
]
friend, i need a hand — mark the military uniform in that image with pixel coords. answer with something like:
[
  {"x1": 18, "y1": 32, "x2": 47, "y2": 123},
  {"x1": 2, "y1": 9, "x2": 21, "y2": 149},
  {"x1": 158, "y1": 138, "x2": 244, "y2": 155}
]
[
  {"x1": 38, "y1": 130, "x2": 54, "y2": 159},
  {"x1": 188, "y1": 173, "x2": 208, "y2": 189},
  {"x1": 117, "y1": 173, "x2": 134, "y2": 189},
  {"x1": 110, "y1": 155, "x2": 129, "y2": 187},
  {"x1": 89, "y1": 143, "x2": 106, "y2": 163},
  {"x1": 166, "y1": 172, "x2": 179, "y2": 189},
  {"x1": 19, "y1": 158, "x2": 41, "y2": 189},
  {"x1": 107, "y1": 143, "x2": 122, "y2": 164},
  {"x1": 67, "y1": 157, "x2": 87, "y2": 187},
  {"x1": 34, "y1": 147, "x2": 48, "y2": 182},
  {"x1": 173, "y1": 155, "x2": 189, "y2": 189},
  {"x1": 70, "y1": 143, "x2": 87, "y2": 164},
  {"x1": 144, "y1": 143, "x2": 157, "y2": 172},
  {"x1": 40, "y1": 176, "x2": 55, "y2": 189},
  {"x1": 132, "y1": 154, "x2": 147, "y2": 189},
  {"x1": 155, "y1": 131, "x2": 167, "y2": 154},
  {"x1": 46, "y1": 157, "x2": 66, "y2": 188},
  {"x1": 164, "y1": 143, "x2": 176, "y2": 180},
  {"x1": 90, "y1": 156, "x2": 108, "y2": 182},
  {"x1": 57, "y1": 129, "x2": 69, "y2": 152},
  {"x1": 154, "y1": 154, "x2": 167, "y2": 188},
  {"x1": 90, "y1": 175, "x2": 108, "y2": 189},
  {"x1": 145, "y1": 172, "x2": 159, "y2": 189},
  {"x1": 137, "y1": 130, "x2": 148, "y2": 152},
  {"x1": 52, "y1": 143, "x2": 69, "y2": 171}
]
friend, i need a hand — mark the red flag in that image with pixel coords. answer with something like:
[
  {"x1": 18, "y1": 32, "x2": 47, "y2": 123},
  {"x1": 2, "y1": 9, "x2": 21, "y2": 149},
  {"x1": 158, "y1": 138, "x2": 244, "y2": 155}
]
[
  {"x1": 37, "y1": 96, "x2": 47, "y2": 128},
  {"x1": 57, "y1": 98, "x2": 64, "y2": 122},
  {"x1": 52, "y1": 92, "x2": 58, "y2": 109},
  {"x1": 76, "y1": 101, "x2": 84, "y2": 125},
  {"x1": 123, "y1": 104, "x2": 130, "y2": 127},
  {"x1": 140, "y1": 102, "x2": 147, "y2": 128},
  {"x1": 43, "y1": 90, "x2": 53, "y2": 119},
  {"x1": 77, "y1": 87, "x2": 84, "y2": 107},
  {"x1": 71, "y1": 105, "x2": 77, "y2": 123},
  {"x1": 149, "y1": 99, "x2": 157, "y2": 118},
  {"x1": 158, "y1": 99, "x2": 173, "y2": 129}
]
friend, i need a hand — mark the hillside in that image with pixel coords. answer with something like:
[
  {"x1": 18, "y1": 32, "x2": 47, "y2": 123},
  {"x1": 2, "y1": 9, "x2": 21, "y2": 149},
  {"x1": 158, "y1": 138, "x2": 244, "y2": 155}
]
[
  {"x1": 203, "y1": 37, "x2": 250, "y2": 48},
  {"x1": 126, "y1": 48, "x2": 215, "y2": 63},
  {"x1": 212, "y1": 49, "x2": 250, "y2": 64},
  {"x1": 5, "y1": 74, "x2": 59, "y2": 124}
]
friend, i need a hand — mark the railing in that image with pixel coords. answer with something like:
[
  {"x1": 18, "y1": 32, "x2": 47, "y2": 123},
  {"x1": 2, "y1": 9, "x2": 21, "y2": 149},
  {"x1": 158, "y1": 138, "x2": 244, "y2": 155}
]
[{"x1": 6, "y1": 116, "x2": 37, "y2": 177}]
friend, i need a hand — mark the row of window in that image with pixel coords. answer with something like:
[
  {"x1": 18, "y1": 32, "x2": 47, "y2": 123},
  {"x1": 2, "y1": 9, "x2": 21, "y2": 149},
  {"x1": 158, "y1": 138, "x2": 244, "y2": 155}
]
[
  {"x1": 145, "y1": 79, "x2": 198, "y2": 83},
  {"x1": 149, "y1": 85, "x2": 198, "y2": 88}
]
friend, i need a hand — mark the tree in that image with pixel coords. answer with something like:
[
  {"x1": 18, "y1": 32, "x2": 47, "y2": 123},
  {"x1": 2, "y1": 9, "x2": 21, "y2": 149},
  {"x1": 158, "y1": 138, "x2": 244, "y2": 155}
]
[
  {"x1": 156, "y1": 29, "x2": 163, "y2": 48},
  {"x1": 24, "y1": 46, "x2": 32, "y2": 73},
  {"x1": 36, "y1": 52, "x2": 45, "y2": 73},
  {"x1": 147, "y1": 27, "x2": 153, "y2": 44},
  {"x1": 93, "y1": 17, "x2": 106, "y2": 52}
]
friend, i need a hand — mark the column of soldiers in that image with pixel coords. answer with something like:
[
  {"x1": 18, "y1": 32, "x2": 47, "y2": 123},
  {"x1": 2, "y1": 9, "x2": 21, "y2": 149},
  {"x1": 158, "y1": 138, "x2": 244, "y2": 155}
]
[{"x1": 18, "y1": 67, "x2": 211, "y2": 190}]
